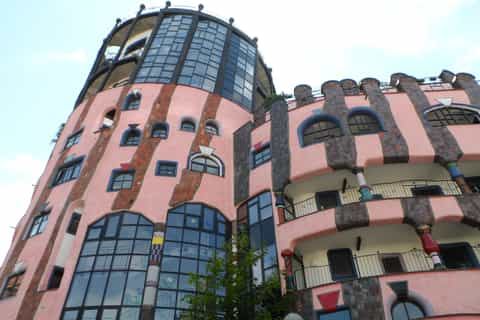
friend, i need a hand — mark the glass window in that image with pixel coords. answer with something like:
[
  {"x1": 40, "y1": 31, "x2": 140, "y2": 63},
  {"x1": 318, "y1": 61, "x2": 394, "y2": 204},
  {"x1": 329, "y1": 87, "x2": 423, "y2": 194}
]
[
  {"x1": 315, "y1": 191, "x2": 340, "y2": 211},
  {"x1": 252, "y1": 144, "x2": 271, "y2": 168},
  {"x1": 64, "y1": 129, "x2": 83, "y2": 149},
  {"x1": 178, "y1": 20, "x2": 227, "y2": 92},
  {"x1": 318, "y1": 308, "x2": 352, "y2": 320},
  {"x1": 122, "y1": 92, "x2": 141, "y2": 110},
  {"x1": 189, "y1": 155, "x2": 221, "y2": 176},
  {"x1": 109, "y1": 170, "x2": 135, "y2": 192},
  {"x1": 348, "y1": 111, "x2": 382, "y2": 135},
  {"x1": 67, "y1": 213, "x2": 82, "y2": 235},
  {"x1": 327, "y1": 249, "x2": 356, "y2": 281},
  {"x1": 440, "y1": 242, "x2": 479, "y2": 269},
  {"x1": 180, "y1": 120, "x2": 195, "y2": 132},
  {"x1": 121, "y1": 128, "x2": 141, "y2": 146},
  {"x1": 303, "y1": 118, "x2": 342, "y2": 146},
  {"x1": 151, "y1": 122, "x2": 169, "y2": 139},
  {"x1": 156, "y1": 203, "x2": 230, "y2": 317},
  {"x1": 29, "y1": 212, "x2": 50, "y2": 237},
  {"x1": 0, "y1": 272, "x2": 24, "y2": 299},
  {"x1": 426, "y1": 106, "x2": 480, "y2": 127},
  {"x1": 135, "y1": 15, "x2": 193, "y2": 84},
  {"x1": 156, "y1": 161, "x2": 177, "y2": 177},
  {"x1": 52, "y1": 157, "x2": 84, "y2": 186},
  {"x1": 391, "y1": 301, "x2": 425, "y2": 320},
  {"x1": 205, "y1": 121, "x2": 219, "y2": 136},
  {"x1": 62, "y1": 212, "x2": 152, "y2": 319}
]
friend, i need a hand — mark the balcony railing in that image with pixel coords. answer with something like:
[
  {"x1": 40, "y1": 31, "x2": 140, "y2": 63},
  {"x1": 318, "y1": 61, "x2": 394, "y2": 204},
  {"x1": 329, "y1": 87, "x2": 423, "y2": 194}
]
[{"x1": 285, "y1": 179, "x2": 462, "y2": 221}]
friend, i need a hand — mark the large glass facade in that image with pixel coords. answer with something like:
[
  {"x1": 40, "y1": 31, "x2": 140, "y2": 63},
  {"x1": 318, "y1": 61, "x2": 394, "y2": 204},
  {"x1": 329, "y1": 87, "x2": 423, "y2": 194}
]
[
  {"x1": 221, "y1": 33, "x2": 256, "y2": 110},
  {"x1": 62, "y1": 212, "x2": 153, "y2": 320},
  {"x1": 155, "y1": 203, "x2": 229, "y2": 319},
  {"x1": 177, "y1": 20, "x2": 227, "y2": 92},
  {"x1": 135, "y1": 15, "x2": 193, "y2": 83}
]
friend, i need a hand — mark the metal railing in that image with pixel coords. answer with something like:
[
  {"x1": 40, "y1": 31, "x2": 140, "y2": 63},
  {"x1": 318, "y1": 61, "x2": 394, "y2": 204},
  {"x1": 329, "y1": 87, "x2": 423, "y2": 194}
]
[
  {"x1": 294, "y1": 249, "x2": 433, "y2": 290},
  {"x1": 285, "y1": 179, "x2": 462, "y2": 221}
]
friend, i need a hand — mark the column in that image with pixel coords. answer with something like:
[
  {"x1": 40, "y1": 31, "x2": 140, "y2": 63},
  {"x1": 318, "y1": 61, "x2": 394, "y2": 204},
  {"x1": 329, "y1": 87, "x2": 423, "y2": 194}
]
[
  {"x1": 446, "y1": 162, "x2": 472, "y2": 194},
  {"x1": 416, "y1": 225, "x2": 444, "y2": 270},
  {"x1": 353, "y1": 167, "x2": 374, "y2": 201},
  {"x1": 281, "y1": 249, "x2": 295, "y2": 292}
]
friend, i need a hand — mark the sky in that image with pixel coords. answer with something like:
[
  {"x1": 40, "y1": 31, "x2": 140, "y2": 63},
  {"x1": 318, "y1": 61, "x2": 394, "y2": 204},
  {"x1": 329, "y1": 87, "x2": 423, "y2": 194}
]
[{"x1": 0, "y1": 0, "x2": 479, "y2": 265}]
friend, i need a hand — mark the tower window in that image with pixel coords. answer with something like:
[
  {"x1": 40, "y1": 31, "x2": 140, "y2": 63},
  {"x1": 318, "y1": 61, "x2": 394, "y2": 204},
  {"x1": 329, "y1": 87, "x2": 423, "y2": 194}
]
[
  {"x1": 252, "y1": 143, "x2": 271, "y2": 168},
  {"x1": 122, "y1": 92, "x2": 141, "y2": 111},
  {"x1": 302, "y1": 117, "x2": 343, "y2": 147},
  {"x1": 156, "y1": 161, "x2": 178, "y2": 177},
  {"x1": 425, "y1": 105, "x2": 480, "y2": 127},
  {"x1": 52, "y1": 157, "x2": 84, "y2": 186},
  {"x1": 66, "y1": 213, "x2": 82, "y2": 235},
  {"x1": 347, "y1": 109, "x2": 382, "y2": 135},
  {"x1": 29, "y1": 212, "x2": 50, "y2": 237},
  {"x1": 205, "y1": 120, "x2": 219, "y2": 136},
  {"x1": 108, "y1": 170, "x2": 135, "y2": 191},
  {"x1": 47, "y1": 267, "x2": 64, "y2": 289},
  {"x1": 180, "y1": 119, "x2": 196, "y2": 133},
  {"x1": 151, "y1": 122, "x2": 169, "y2": 139},
  {"x1": 189, "y1": 154, "x2": 223, "y2": 176},
  {"x1": 0, "y1": 272, "x2": 24, "y2": 299},
  {"x1": 64, "y1": 129, "x2": 83, "y2": 149},
  {"x1": 391, "y1": 301, "x2": 425, "y2": 320},
  {"x1": 120, "y1": 127, "x2": 141, "y2": 146}
]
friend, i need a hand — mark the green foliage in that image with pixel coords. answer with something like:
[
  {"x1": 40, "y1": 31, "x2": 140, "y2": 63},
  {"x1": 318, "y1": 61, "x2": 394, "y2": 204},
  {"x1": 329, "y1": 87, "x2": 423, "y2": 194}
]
[{"x1": 182, "y1": 233, "x2": 293, "y2": 320}]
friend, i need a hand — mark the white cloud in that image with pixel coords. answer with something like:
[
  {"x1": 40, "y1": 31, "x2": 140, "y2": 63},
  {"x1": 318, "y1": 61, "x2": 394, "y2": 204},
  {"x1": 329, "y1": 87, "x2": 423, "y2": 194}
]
[
  {"x1": 0, "y1": 154, "x2": 46, "y2": 266},
  {"x1": 33, "y1": 49, "x2": 88, "y2": 64}
]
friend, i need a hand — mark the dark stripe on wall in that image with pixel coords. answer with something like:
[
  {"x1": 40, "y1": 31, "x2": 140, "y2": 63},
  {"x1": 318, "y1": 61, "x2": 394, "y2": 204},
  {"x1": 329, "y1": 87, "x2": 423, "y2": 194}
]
[
  {"x1": 391, "y1": 73, "x2": 462, "y2": 165},
  {"x1": 294, "y1": 289, "x2": 315, "y2": 320},
  {"x1": 321, "y1": 81, "x2": 357, "y2": 170},
  {"x1": 342, "y1": 278, "x2": 386, "y2": 320},
  {"x1": 234, "y1": 121, "x2": 253, "y2": 205},
  {"x1": 112, "y1": 84, "x2": 176, "y2": 210},
  {"x1": 169, "y1": 94, "x2": 222, "y2": 206},
  {"x1": 16, "y1": 86, "x2": 131, "y2": 320},
  {"x1": 361, "y1": 78, "x2": 409, "y2": 163},
  {"x1": 270, "y1": 100, "x2": 290, "y2": 192},
  {"x1": 456, "y1": 194, "x2": 480, "y2": 227},
  {"x1": 335, "y1": 202, "x2": 369, "y2": 231},
  {"x1": 454, "y1": 72, "x2": 480, "y2": 106},
  {"x1": 401, "y1": 197, "x2": 435, "y2": 227}
]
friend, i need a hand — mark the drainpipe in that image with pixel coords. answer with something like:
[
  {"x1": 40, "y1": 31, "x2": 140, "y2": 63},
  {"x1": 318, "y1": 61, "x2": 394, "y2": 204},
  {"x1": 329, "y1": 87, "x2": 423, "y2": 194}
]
[
  {"x1": 417, "y1": 224, "x2": 444, "y2": 270},
  {"x1": 353, "y1": 167, "x2": 373, "y2": 201},
  {"x1": 446, "y1": 162, "x2": 472, "y2": 194},
  {"x1": 281, "y1": 249, "x2": 295, "y2": 292}
]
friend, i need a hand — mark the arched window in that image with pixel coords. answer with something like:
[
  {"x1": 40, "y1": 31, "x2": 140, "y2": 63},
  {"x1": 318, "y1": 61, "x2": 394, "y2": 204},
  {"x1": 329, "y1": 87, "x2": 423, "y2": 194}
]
[
  {"x1": 155, "y1": 203, "x2": 229, "y2": 319},
  {"x1": 189, "y1": 153, "x2": 223, "y2": 176},
  {"x1": 102, "y1": 109, "x2": 116, "y2": 128},
  {"x1": 391, "y1": 301, "x2": 425, "y2": 320},
  {"x1": 151, "y1": 122, "x2": 169, "y2": 139},
  {"x1": 122, "y1": 92, "x2": 141, "y2": 111},
  {"x1": 180, "y1": 119, "x2": 196, "y2": 133},
  {"x1": 62, "y1": 212, "x2": 153, "y2": 320},
  {"x1": 300, "y1": 115, "x2": 343, "y2": 147},
  {"x1": 348, "y1": 108, "x2": 383, "y2": 135},
  {"x1": 121, "y1": 127, "x2": 141, "y2": 146},
  {"x1": 205, "y1": 120, "x2": 219, "y2": 136},
  {"x1": 425, "y1": 105, "x2": 480, "y2": 127}
]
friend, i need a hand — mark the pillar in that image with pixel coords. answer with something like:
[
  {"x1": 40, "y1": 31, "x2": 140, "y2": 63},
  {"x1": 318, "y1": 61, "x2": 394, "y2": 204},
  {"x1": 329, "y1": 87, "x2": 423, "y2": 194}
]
[
  {"x1": 416, "y1": 225, "x2": 444, "y2": 270},
  {"x1": 353, "y1": 167, "x2": 374, "y2": 201},
  {"x1": 446, "y1": 162, "x2": 472, "y2": 194},
  {"x1": 281, "y1": 249, "x2": 295, "y2": 292}
]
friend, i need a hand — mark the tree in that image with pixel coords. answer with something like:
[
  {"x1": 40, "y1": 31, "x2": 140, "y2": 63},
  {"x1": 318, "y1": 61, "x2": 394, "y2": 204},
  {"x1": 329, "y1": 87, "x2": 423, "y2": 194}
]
[{"x1": 182, "y1": 233, "x2": 293, "y2": 320}]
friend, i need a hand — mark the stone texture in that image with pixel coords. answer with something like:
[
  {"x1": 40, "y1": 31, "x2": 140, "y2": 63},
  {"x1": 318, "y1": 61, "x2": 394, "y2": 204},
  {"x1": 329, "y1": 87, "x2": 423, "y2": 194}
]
[
  {"x1": 340, "y1": 79, "x2": 360, "y2": 96},
  {"x1": 401, "y1": 197, "x2": 435, "y2": 227},
  {"x1": 169, "y1": 94, "x2": 222, "y2": 206},
  {"x1": 294, "y1": 289, "x2": 315, "y2": 320},
  {"x1": 253, "y1": 96, "x2": 266, "y2": 127},
  {"x1": 322, "y1": 81, "x2": 357, "y2": 170},
  {"x1": 391, "y1": 73, "x2": 462, "y2": 165},
  {"x1": 270, "y1": 99, "x2": 290, "y2": 192},
  {"x1": 361, "y1": 78, "x2": 409, "y2": 163},
  {"x1": 453, "y1": 73, "x2": 480, "y2": 106},
  {"x1": 456, "y1": 193, "x2": 480, "y2": 227},
  {"x1": 342, "y1": 277, "x2": 385, "y2": 320},
  {"x1": 112, "y1": 84, "x2": 176, "y2": 210},
  {"x1": 335, "y1": 202, "x2": 369, "y2": 231},
  {"x1": 234, "y1": 122, "x2": 253, "y2": 205},
  {"x1": 294, "y1": 84, "x2": 315, "y2": 107},
  {"x1": 16, "y1": 86, "x2": 131, "y2": 320}
]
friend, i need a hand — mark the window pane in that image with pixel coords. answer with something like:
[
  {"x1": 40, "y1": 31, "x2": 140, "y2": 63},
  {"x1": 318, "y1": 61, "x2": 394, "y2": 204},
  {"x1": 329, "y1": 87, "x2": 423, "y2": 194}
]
[
  {"x1": 159, "y1": 273, "x2": 178, "y2": 289},
  {"x1": 84, "y1": 272, "x2": 109, "y2": 306},
  {"x1": 119, "y1": 308, "x2": 140, "y2": 320},
  {"x1": 103, "y1": 271, "x2": 127, "y2": 305},
  {"x1": 123, "y1": 271, "x2": 145, "y2": 305},
  {"x1": 66, "y1": 273, "x2": 91, "y2": 307}
]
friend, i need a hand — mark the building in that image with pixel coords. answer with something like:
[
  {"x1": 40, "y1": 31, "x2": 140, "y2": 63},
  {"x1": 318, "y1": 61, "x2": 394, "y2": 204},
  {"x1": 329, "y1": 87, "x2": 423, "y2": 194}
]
[{"x1": 1, "y1": 3, "x2": 480, "y2": 320}]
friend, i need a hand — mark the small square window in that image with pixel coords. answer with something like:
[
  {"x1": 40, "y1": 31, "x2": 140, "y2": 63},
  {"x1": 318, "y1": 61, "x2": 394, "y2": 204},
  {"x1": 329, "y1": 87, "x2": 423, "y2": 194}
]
[
  {"x1": 29, "y1": 212, "x2": 50, "y2": 237},
  {"x1": 52, "y1": 157, "x2": 84, "y2": 186},
  {"x1": 156, "y1": 161, "x2": 177, "y2": 177},
  {"x1": 108, "y1": 170, "x2": 135, "y2": 192},
  {"x1": 64, "y1": 129, "x2": 83, "y2": 149},
  {"x1": 381, "y1": 254, "x2": 404, "y2": 274},
  {"x1": 47, "y1": 267, "x2": 64, "y2": 289},
  {"x1": 252, "y1": 144, "x2": 271, "y2": 168}
]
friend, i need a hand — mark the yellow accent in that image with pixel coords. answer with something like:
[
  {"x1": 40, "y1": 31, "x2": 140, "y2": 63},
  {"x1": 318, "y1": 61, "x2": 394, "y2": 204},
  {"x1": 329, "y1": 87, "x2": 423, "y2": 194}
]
[{"x1": 152, "y1": 236, "x2": 164, "y2": 245}]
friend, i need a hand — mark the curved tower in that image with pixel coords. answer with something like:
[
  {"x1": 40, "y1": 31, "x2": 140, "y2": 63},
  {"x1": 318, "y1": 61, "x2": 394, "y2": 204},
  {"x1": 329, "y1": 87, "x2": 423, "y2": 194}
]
[{"x1": 2, "y1": 3, "x2": 480, "y2": 320}]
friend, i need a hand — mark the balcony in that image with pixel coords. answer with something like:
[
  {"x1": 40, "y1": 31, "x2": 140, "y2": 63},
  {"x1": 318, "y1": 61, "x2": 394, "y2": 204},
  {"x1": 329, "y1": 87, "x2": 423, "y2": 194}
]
[{"x1": 284, "y1": 179, "x2": 462, "y2": 221}]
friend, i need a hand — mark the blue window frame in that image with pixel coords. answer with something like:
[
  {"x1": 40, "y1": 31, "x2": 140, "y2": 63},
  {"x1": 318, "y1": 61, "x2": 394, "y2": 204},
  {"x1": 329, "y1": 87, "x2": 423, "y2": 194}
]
[
  {"x1": 151, "y1": 122, "x2": 169, "y2": 139},
  {"x1": 298, "y1": 114, "x2": 344, "y2": 147},
  {"x1": 120, "y1": 127, "x2": 141, "y2": 146},
  {"x1": 122, "y1": 92, "x2": 141, "y2": 111},
  {"x1": 29, "y1": 211, "x2": 50, "y2": 237},
  {"x1": 52, "y1": 156, "x2": 84, "y2": 186},
  {"x1": 180, "y1": 119, "x2": 195, "y2": 133},
  {"x1": 156, "y1": 161, "x2": 178, "y2": 177},
  {"x1": 318, "y1": 308, "x2": 352, "y2": 320},
  {"x1": 108, "y1": 170, "x2": 135, "y2": 192},
  {"x1": 64, "y1": 129, "x2": 83, "y2": 149},
  {"x1": 252, "y1": 143, "x2": 271, "y2": 168}
]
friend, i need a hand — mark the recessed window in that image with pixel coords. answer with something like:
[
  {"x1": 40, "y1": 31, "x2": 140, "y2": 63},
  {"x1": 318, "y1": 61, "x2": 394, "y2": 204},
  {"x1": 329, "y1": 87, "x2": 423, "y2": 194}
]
[
  {"x1": 426, "y1": 106, "x2": 480, "y2": 127},
  {"x1": 348, "y1": 110, "x2": 382, "y2": 135},
  {"x1": 315, "y1": 191, "x2": 340, "y2": 211},
  {"x1": 0, "y1": 272, "x2": 24, "y2": 299},
  {"x1": 122, "y1": 92, "x2": 141, "y2": 111},
  {"x1": 381, "y1": 254, "x2": 404, "y2": 274},
  {"x1": 411, "y1": 185, "x2": 443, "y2": 196},
  {"x1": 439, "y1": 242, "x2": 479, "y2": 269},
  {"x1": 103, "y1": 109, "x2": 116, "y2": 128},
  {"x1": 48, "y1": 266, "x2": 64, "y2": 289},
  {"x1": 52, "y1": 157, "x2": 84, "y2": 186},
  {"x1": 465, "y1": 176, "x2": 480, "y2": 193},
  {"x1": 66, "y1": 213, "x2": 82, "y2": 235},
  {"x1": 108, "y1": 170, "x2": 135, "y2": 191},
  {"x1": 318, "y1": 308, "x2": 352, "y2": 320},
  {"x1": 121, "y1": 127, "x2": 141, "y2": 146},
  {"x1": 302, "y1": 118, "x2": 343, "y2": 146},
  {"x1": 327, "y1": 249, "x2": 356, "y2": 281},
  {"x1": 189, "y1": 154, "x2": 223, "y2": 176},
  {"x1": 391, "y1": 301, "x2": 425, "y2": 320},
  {"x1": 156, "y1": 161, "x2": 177, "y2": 177},
  {"x1": 151, "y1": 122, "x2": 169, "y2": 139},
  {"x1": 180, "y1": 119, "x2": 196, "y2": 133},
  {"x1": 29, "y1": 212, "x2": 50, "y2": 237},
  {"x1": 205, "y1": 121, "x2": 219, "y2": 136},
  {"x1": 252, "y1": 144, "x2": 271, "y2": 168},
  {"x1": 64, "y1": 129, "x2": 83, "y2": 149}
]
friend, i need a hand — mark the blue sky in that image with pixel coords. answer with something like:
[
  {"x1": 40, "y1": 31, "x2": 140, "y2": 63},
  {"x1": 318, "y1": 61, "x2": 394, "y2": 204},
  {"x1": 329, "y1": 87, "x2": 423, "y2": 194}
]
[{"x1": 1, "y1": 0, "x2": 479, "y2": 264}]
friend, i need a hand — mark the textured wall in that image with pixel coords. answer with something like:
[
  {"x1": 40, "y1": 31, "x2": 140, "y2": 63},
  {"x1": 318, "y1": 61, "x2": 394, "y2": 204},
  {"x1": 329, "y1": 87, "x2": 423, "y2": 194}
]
[
  {"x1": 342, "y1": 278, "x2": 385, "y2": 320},
  {"x1": 270, "y1": 100, "x2": 290, "y2": 192},
  {"x1": 234, "y1": 122, "x2": 253, "y2": 204}
]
